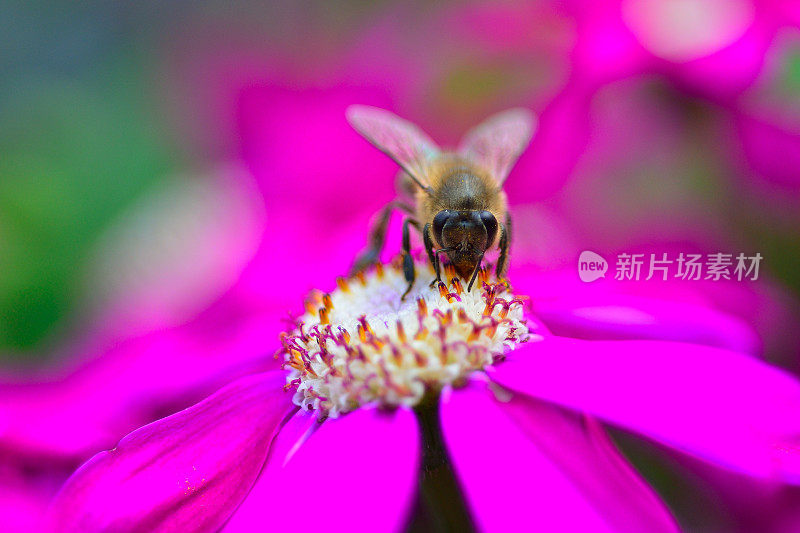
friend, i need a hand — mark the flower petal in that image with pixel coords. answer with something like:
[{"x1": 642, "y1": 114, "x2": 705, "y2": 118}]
[
  {"x1": 623, "y1": 0, "x2": 755, "y2": 63},
  {"x1": 220, "y1": 409, "x2": 317, "y2": 530},
  {"x1": 237, "y1": 85, "x2": 396, "y2": 215},
  {"x1": 535, "y1": 293, "x2": 760, "y2": 354},
  {"x1": 488, "y1": 336, "x2": 800, "y2": 482},
  {"x1": 47, "y1": 371, "x2": 294, "y2": 532},
  {"x1": 440, "y1": 379, "x2": 678, "y2": 532},
  {"x1": 0, "y1": 475, "x2": 49, "y2": 533},
  {"x1": 224, "y1": 406, "x2": 420, "y2": 533},
  {"x1": 0, "y1": 307, "x2": 281, "y2": 462},
  {"x1": 514, "y1": 269, "x2": 761, "y2": 354}
]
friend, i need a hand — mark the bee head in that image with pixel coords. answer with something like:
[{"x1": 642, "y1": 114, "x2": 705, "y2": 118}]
[{"x1": 433, "y1": 209, "x2": 498, "y2": 278}]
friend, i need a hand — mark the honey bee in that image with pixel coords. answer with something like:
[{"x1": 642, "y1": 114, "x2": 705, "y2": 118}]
[{"x1": 347, "y1": 105, "x2": 535, "y2": 298}]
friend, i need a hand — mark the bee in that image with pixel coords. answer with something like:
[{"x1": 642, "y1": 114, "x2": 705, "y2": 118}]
[{"x1": 347, "y1": 105, "x2": 535, "y2": 298}]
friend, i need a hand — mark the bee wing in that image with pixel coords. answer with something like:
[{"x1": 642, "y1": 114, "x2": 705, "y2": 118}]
[
  {"x1": 459, "y1": 108, "x2": 536, "y2": 186},
  {"x1": 346, "y1": 105, "x2": 440, "y2": 190}
]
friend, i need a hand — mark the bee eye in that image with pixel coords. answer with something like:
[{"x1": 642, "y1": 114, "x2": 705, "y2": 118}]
[
  {"x1": 480, "y1": 211, "x2": 498, "y2": 245},
  {"x1": 432, "y1": 210, "x2": 451, "y2": 243}
]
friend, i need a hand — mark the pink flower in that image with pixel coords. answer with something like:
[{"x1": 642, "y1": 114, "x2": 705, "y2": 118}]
[
  {"x1": 4, "y1": 9, "x2": 798, "y2": 523},
  {"x1": 546, "y1": 0, "x2": 800, "y2": 200},
  {"x1": 0, "y1": 83, "x2": 398, "y2": 466},
  {"x1": 1, "y1": 81, "x2": 791, "y2": 530},
  {"x1": 39, "y1": 99, "x2": 800, "y2": 532},
  {"x1": 46, "y1": 261, "x2": 800, "y2": 531},
  {"x1": 558, "y1": 0, "x2": 782, "y2": 100}
]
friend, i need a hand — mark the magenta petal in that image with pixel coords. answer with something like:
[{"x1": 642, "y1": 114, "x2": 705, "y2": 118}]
[
  {"x1": 0, "y1": 309, "x2": 280, "y2": 462},
  {"x1": 224, "y1": 406, "x2": 420, "y2": 533},
  {"x1": 489, "y1": 337, "x2": 800, "y2": 482},
  {"x1": 0, "y1": 476, "x2": 49, "y2": 533},
  {"x1": 440, "y1": 379, "x2": 678, "y2": 532},
  {"x1": 47, "y1": 371, "x2": 294, "y2": 532},
  {"x1": 736, "y1": 110, "x2": 800, "y2": 189},
  {"x1": 221, "y1": 409, "x2": 317, "y2": 530},
  {"x1": 533, "y1": 292, "x2": 760, "y2": 354},
  {"x1": 514, "y1": 269, "x2": 761, "y2": 354}
]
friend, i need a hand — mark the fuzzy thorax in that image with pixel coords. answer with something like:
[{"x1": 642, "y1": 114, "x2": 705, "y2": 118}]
[{"x1": 280, "y1": 260, "x2": 533, "y2": 418}]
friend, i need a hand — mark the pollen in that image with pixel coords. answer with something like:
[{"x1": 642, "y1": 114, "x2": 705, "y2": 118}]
[{"x1": 280, "y1": 258, "x2": 534, "y2": 418}]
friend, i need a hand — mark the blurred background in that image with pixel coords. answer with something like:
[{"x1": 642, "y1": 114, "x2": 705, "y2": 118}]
[
  {"x1": 2, "y1": 0, "x2": 799, "y2": 362},
  {"x1": 2, "y1": 0, "x2": 800, "y2": 529}
]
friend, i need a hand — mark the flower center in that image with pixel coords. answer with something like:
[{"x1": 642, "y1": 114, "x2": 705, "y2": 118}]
[{"x1": 280, "y1": 259, "x2": 533, "y2": 418}]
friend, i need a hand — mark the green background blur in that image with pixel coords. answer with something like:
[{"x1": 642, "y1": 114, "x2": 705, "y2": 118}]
[{"x1": 2, "y1": 5, "x2": 169, "y2": 355}]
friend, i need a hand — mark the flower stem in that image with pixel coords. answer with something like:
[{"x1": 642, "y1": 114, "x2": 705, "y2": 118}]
[{"x1": 406, "y1": 397, "x2": 476, "y2": 533}]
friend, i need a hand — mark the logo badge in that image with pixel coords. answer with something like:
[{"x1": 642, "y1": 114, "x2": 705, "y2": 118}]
[{"x1": 578, "y1": 251, "x2": 608, "y2": 282}]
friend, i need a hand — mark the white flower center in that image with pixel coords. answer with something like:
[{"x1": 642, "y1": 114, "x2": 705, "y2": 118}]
[{"x1": 280, "y1": 259, "x2": 535, "y2": 418}]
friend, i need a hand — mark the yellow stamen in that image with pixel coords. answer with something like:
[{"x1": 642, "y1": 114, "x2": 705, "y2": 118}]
[{"x1": 336, "y1": 277, "x2": 350, "y2": 293}]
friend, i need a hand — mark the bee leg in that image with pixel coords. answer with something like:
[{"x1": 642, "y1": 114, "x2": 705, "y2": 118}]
[
  {"x1": 496, "y1": 213, "x2": 512, "y2": 285},
  {"x1": 467, "y1": 252, "x2": 486, "y2": 291},
  {"x1": 351, "y1": 200, "x2": 415, "y2": 275},
  {"x1": 401, "y1": 218, "x2": 416, "y2": 300},
  {"x1": 422, "y1": 223, "x2": 441, "y2": 287}
]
